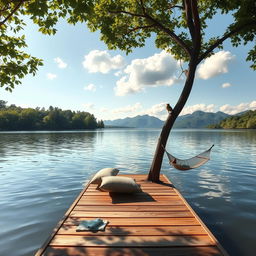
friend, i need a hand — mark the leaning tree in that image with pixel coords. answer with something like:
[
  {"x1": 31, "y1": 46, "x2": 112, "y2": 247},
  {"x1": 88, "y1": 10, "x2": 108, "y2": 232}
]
[
  {"x1": 83, "y1": 0, "x2": 256, "y2": 182},
  {"x1": 1, "y1": 0, "x2": 256, "y2": 182}
]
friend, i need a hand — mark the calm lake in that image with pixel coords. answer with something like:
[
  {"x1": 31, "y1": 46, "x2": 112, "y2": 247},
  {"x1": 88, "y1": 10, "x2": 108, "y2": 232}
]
[{"x1": 0, "y1": 129, "x2": 255, "y2": 256}]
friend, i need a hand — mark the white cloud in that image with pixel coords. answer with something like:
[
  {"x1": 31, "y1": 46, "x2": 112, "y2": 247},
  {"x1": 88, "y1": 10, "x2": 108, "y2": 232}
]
[
  {"x1": 197, "y1": 51, "x2": 235, "y2": 80},
  {"x1": 140, "y1": 103, "x2": 168, "y2": 120},
  {"x1": 115, "y1": 51, "x2": 181, "y2": 96},
  {"x1": 140, "y1": 101, "x2": 256, "y2": 117},
  {"x1": 84, "y1": 83, "x2": 96, "y2": 92},
  {"x1": 107, "y1": 102, "x2": 216, "y2": 121},
  {"x1": 46, "y1": 73, "x2": 57, "y2": 80},
  {"x1": 181, "y1": 104, "x2": 216, "y2": 115},
  {"x1": 83, "y1": 50, "x2": 125, "y2": 73},
  {"x1": 100, "y1": 107, "x2": 108, "y2": 112},
  {"x1": 83, "y1": 103, "x2": 94, "y2": 111},
  {"x1": 111, "y1": 102, "x2": 168, "y2": 120},
  {"x1": 219, "y1": 101, "x2": 256, "y2": 115},
  {"x1": 112, "y1": 103, "x2": 142, "y2": 114},
  {"x1": 106, "y1": 102, "x2": 168, "y2": 120},
  {"x1": 101, "y1": 100, "x2": 256, "y2": 121},
  {"x1": 114, "y1": 70, "x2": 123, "y2": 77},
  {"x1": 222, "y1": 82, "x2": 232, "y2": 88},
  {"x1": 54, "y1": 57, "x2": 67, "y2": 69}
]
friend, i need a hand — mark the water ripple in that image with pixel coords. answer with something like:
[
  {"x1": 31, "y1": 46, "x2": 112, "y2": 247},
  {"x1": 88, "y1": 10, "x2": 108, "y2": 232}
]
[{"x1": 0, "y1": 129, "x2": 256, "y2": 256}]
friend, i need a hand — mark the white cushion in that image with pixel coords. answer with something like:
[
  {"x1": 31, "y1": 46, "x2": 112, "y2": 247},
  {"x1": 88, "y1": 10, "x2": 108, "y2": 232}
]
[
  {"x1": 90, "y1": 168, "x2": 119, "y2": 184},
  {"x1": 99, "y1": 176, "x2": 141, "y2": 193}
]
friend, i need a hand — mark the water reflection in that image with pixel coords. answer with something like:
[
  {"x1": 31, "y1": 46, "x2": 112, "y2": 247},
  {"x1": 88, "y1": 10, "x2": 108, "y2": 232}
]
[
  {"x1": 0, "y1": 131, "x2": 97, "y2": 156},
  {"x1": 0, "y1": 129, "x2": 255, "y2": 256},
  {"x1": 197, "y1": 170, "x2": 231, "y2": 201}
]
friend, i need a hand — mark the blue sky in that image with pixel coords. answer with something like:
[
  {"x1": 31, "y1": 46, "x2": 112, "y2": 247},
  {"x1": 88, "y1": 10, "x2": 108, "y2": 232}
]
[{"x1": 1, "y1": 14, "x2": 255, "y2": 121}]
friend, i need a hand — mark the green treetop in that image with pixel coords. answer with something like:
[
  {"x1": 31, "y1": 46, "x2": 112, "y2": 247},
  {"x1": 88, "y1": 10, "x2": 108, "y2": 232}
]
[
  {"x1": 84, "y1": 0, "x2": 256, "y2": 66},
  {"x1": 0, "y1": 0, "x2": 91, "y2": 91}
]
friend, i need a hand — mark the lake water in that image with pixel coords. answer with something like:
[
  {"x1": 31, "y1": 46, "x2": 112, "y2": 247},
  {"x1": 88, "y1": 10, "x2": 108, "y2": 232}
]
[{"x1": 0, "y1": 129, "x2": 255, "y2": 256}]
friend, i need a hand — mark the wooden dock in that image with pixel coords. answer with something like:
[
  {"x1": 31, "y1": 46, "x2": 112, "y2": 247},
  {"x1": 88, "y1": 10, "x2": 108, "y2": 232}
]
[{"x1": 36, "y1": 174, "x2": 229, "y2": 256}]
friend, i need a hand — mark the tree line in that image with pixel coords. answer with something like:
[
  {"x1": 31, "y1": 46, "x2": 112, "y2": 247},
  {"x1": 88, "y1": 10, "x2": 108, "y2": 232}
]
[
  {"x1": 208, "y1": 110, "x2": 256, "y2": 129},
  {"x1": 0, "y1": 101, "x2": 104, "y2": 131}
]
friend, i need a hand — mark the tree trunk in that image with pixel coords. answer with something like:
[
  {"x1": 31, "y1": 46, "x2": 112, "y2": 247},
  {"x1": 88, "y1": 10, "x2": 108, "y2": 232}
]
[{"x1": 148, "y1": 60, "x2": 198, "y2": 182}]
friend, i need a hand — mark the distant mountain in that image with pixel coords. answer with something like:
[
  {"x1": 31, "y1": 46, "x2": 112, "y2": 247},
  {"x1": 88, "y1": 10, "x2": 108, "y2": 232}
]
[
  {"x1": 104, "y1": 115, "x2": 164, "y2": 128},
  {"x1": 173, "y1": 111, "x2": 230, "y2": 128},
  {"x1": 105, "y1": 111, "x2": 230, "y2": 128}
]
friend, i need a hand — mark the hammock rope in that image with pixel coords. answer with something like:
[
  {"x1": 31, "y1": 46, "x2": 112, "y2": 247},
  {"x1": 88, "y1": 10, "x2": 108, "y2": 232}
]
[{"x1": 164, "y1": 144, "x2": 214, "y2": 171}]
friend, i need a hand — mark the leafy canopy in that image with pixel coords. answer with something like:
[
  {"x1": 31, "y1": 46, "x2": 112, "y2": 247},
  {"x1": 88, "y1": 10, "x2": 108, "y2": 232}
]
[
  {"x1": 1, "y1": 0, "x2": 255, "y2": 91},
  {"x1": 86, "y1": 0, "x2": 256, "y2": 65},
  {"x1": 0, "y1": 0, "x2": 91, "y2": 91}
]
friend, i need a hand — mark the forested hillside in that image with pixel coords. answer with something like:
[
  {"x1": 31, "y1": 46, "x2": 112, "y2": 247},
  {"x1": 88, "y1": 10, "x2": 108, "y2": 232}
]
[
  {"x1": 105, "y1": 115, "x2": 164, "y2": 128},
  {"x1": 173, "y1": 111, "x2": 230, "y2": 128},
  {"x1": 0, "y1": 101, "x2": 104, "y2": 131},
  {"x1": 105, "y1": 111, "x2": 229, "y2": 129},
  {"x1": 208, "y1": 110, "x2": 256, "y2": 129}
]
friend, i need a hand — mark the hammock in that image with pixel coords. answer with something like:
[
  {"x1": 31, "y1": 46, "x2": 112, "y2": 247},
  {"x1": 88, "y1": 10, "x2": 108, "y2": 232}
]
[{"x1": 164, "y1": 145, "x2": 214, "y2": 171}]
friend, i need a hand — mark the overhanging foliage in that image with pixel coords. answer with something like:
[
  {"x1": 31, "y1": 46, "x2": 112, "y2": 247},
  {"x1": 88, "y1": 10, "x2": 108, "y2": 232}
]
[{"x1": 0, "y1": 0, "x2": 255, "y2": 92}]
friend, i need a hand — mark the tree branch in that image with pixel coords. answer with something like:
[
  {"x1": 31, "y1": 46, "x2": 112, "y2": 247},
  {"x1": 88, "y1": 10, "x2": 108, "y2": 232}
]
[
  {"x1": 170, "y1": 5, "x2": 183, "y2": 9},
  {"x1": 144, "y1": 13, "x2": 191, "y2": 57},
  {"x1": 184, "y1": 0, "x2": 195, "y2": 41},
  {"x1": 127, "y1": 24, "x2": 156, "y2": 35},
  {"x1": 190, "y1": 0, "x2": 201, "y2": 54},
  {"x1": 109, "y1": 10, "x2": 146, "y2": 19},
  {"x1": 110, "y1": 7, "x2": 192, "y2": 58},
  {"x1": 0, "y1": 0, "x2": 25, "y2": 26},
  {"x1": 139, "y1": 0, "x2": 146, "y2": 15},
  {"x1": 198, "y1": 20, "x2": 256, "y2": 63}
]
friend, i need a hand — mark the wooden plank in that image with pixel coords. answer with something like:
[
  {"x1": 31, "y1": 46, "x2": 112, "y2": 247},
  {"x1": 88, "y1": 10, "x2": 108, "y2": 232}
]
[
  {"x1": 78, "y1": 194, "x2": 184, "y2": 205},
  {"x1": 50, "y1": 234, "x2": 214, "y2": 247},
  {"x1": 84, "y1": 191, "x2": 177, "y2": 195},
  {"x1": 43, "y1": 246, "x2": 223, "y2": 256},
  {"x1": 57, "y1": 225, "x2": 208, "y2": 236},
  {"x1": 64, "y1": 217, "x2": 198, "y2": 226},
  {"x1": 85, "y1": 192, "x2": 177, "y2": 196},
  {"x1": 70, "y1": 211, "x2": 193, "y2": 218},
  {"x1": 36, "y1": 174, "x2": 228, "y2": 256},
  {"x1": 81, "y1": 193, "x2": 180, "y2": 202},
  {"x1": 73, "y1": 205, "x2": 188, "y2": 212},
  {"x1": 80, "y1": 195, "x2": 180, "y2": 202},
  {"x1": 77, "y1": 199, "x2": 185, "y2": 206}
]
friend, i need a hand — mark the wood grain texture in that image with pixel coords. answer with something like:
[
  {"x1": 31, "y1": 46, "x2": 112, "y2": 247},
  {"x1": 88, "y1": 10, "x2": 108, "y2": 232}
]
[
  {"x1": 43, "y1": 246, "x2": 223, "y2": 256},
  {"x1": 70, "y1": 211, "x2": 193, "y2": 218},
  {"x1": 57, "y1": 225, "x2": 207, "y2": 236},
  {"x1": 64, "y1": 217, "x2": 199, "y2": 226},
  {"x1": 73, "y1": 205, "x2": 188, "y2": 212},
  {"x1": 49, "y1": 234, "x2": 214, "y2": 247},
  {"x1": 36, "y1": 174, "x2": 228, "y2": 256}
]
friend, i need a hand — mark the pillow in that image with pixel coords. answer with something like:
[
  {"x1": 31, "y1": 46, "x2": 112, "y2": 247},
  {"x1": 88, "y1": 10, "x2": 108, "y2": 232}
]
[
  {"x1": 99, "y1": 176, "x2": 141, "y2": 193},
  {"x1": 90, "y1": 168, "x2": 119, "y2": 184}
]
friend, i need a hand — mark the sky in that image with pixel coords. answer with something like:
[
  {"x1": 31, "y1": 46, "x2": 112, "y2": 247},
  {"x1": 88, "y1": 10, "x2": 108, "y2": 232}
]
[{"x1": 1, "y1": 13, "x2": 256, "y2": 121}]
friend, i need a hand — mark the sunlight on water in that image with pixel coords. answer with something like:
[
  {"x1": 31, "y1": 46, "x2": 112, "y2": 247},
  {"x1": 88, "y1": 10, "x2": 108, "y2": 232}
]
[{"x1": 0, "y1": 129, "x2": 256, "y2": 256}]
